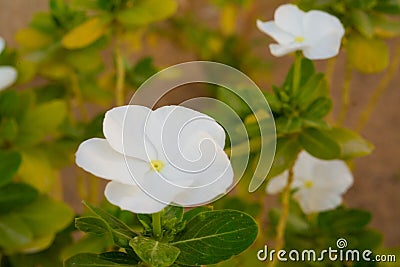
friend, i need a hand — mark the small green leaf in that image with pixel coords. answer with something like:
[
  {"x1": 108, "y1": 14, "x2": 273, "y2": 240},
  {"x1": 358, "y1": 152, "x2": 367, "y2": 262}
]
[
  {"x1": 65, "y1": 253, "x2": 133, "y2": 267},
  {"x1": 172, "y1": 210, "x2": 258, "y2": 266},
  {"x1": 0, "y1": 183, "x2": 38, "y2": 213},
  {"x1": 276, "y1": 116, "x2": 302, "y2": 134},
  {"x1": 99, "y1": 252, "x2": 139, "y2": 265},
  {"x1": 0, "y1": 90, "x2": 20, "y2": 117},
  {"x1": 130, "y1": 236, "x2": 180, "y2": 267},
  {"x1": 117, "y1": 0, "x2": 177, "y2": 27},
  {"x1": 299, "y1": 128, "x2": 341, "y2": 159},
  {"x1": 352, "y1": 10, "x2": 374, "y2": 38},
  {"x1": 302, "y1": 97, "x2": 332, "y2": 119},
  {"x1": 0, "y1": 118, "x2": 18, "y2": 142},
  {"x1": 75, "y1": 217, "x2": 110, "y2": 236},
  {"x1": 61, "y1": 16, "x2": 109, "y2": 49},
  {"x1": 267, "y1": 137, "x2": 301, "y2": 178},
  {"x1": 318, "y1": 208, "x2": 371, "y2": 232},
  {"x1": 347, "y1": 35, "x2": 389, "y2": 73},
  {"x1": 295, "y1": 73, "x2": 328, "y2": 107},
  {"x1": 163, "y1": 205, "x2": 184, "y2": 230},
  {"x1": 326, "y1": 127, "x2": 374, "y2": 159},
  {"x1": 0, "y1": 150, "x2": 22, "y2": 187},
  {"x1": 83, "y1": 201, "x2": 138, "y2": 247}
]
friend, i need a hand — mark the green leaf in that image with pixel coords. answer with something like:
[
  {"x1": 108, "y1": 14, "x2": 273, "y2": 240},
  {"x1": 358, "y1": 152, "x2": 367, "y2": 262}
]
[
  {"x1": 0, "y1": 118, "x2": 19, "y2": 142},
  {"x1": 83, "y1": 201, "x2": 138, "y2": 247},
  {"x1": 130, "y1": 236, "x2": 180, "y2": 267},
  {"x1": 347, "y1": 35, "x2": 389, "y2": 73},
  {"x1": 0, "y1": 90, "x2": 20, "y2": 117},
  {"x1": 172, "y1": 210, "x2": 258, "y2": 266},
  {"x1": 117, "y1": 0, "x2": 177, "y2": 27},
  {"x1": 17, "y1": 100, "x2": 67, "y2": 147},
  {"x1": 374, "y1": 0, "x2": 400, "y2": 14},
  {"x1": 183, "y1": 206, "x2": 213, "y2": 223},
  {"x1": 163, "y1": 205, "x2": 184, "y2": 230},
  {"x1": 75, "y1": 217, "x2": 110, "y2": 236},
  {"x1": 0, "y1": 150, "x2": 22, "y2": 187},
  {"x1": 318, "y1": 208, "x2": 371, "y2": 232},
  {"x1": 352, "y1": 10, "x2": 374, "y2": 38},
  {"x1": 16, "y1": 196, "x2": 74, "y2": 237},
  {"x1": 62, "y1": 16, "x2": 110, "y2": 49},
  {"x1": 267, "y1": 137, "x2": 301, "y2": 178},
  {"x1": 299, "y1": 128, "x2": 341, "y2": 159},
  {"x1": 65, "y1": 253, "x2": 134, "y2": 267},
  {"x1": 99, "y1": 251, "x2": 139, "y2": 265},
  {"x1": 295, "y1": 73, "x2": 328, "y2": 108},
  {"x1": 326, "y1": 127, "x2": 374, "y2": 159},
  {"x1": 302, "y1": 97, "x2": 332, "y2": 119},
  {"x1": 283, "y1": 58, "x2": 316, "y2": 92},
  {"x1": 0, "y1": 213, "x2": 33, "y2": 250},
  {"x1": 372, "y1": 14, "x2": 400, "y2": 38},
  {"x1": 0, "y1": 183, "x2": 38, "y2": 213},
  {"x1": 275, "y1": 116, "x2": 302, "y2": 134}
]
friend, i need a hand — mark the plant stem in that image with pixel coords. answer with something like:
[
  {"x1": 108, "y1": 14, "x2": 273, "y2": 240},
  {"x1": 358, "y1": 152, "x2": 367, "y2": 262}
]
[
  {"x1": 70, "y1": 72, "x2": 89, "y2": 121},
  {"x1": 356, "y1": 40, "x2": 400, "y2": 132},
  {"x1": 152, "y1": 211, "x2": 163, "y2": 240},
  {"x1": 337, "y1": 58, "x2": 352, "y2": 125},
  {"x1": 292, "y1": 51, "x2": 302, "y2": 93},
  {"x1": 115, "y1": 44, "x2": 125, "y2": 106},
  {"x1": 269, "y1": 164, "x2": 295, "y2": 267},
  {"x1": 325, "y1": 56, "x2": 337, "y2": 91}
]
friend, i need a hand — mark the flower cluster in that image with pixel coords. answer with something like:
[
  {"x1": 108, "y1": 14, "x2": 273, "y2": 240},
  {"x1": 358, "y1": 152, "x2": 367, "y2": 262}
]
[
  {"x1": 257, "y1": 4, "x2": 345, "y2": 59},
  {"x1": 267, "y1": 151, "x2": 353, "y2": 214},
  {"x1": 0, "y1": 36, "x2": 17, "y2": 91},
  {"x1": 76, "y1": 105, "x2": 234, "y2": 213}
]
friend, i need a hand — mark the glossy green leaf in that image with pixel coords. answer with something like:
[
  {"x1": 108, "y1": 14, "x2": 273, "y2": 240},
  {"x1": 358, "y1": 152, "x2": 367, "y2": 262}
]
[
  {"x1": 117, "y1": 0, "x2": 177, "y2": 27},
  {"x1": 0, "y1": 150, "x2": 22, "y2": 187},
  {"x1": 299, "y1": 128, "x2": 341, "y2": 159},
  {"x1": 303, "y1": 97, "x2": 332, "y2": 119},
  {"x1": 99, "y1": 251, "x2": 139, "y2": 265},
  {"x1": 75, "y1": 217, "x2": 110, "y2": 236},
  {"x1": 0, "y1": 213, "x2": 33, "y2": 249},
  {"x1": 163, "y1": 205, "x2": 184, "y2": 230},
  {"x1": 183, "y1": 206, "x2": 213, "y2": 223},
  {"x1": 0, "y1": 183, "x2": 38, "y2": 213},
  {"x1": 65, "y1": 253, "x2": 134, "y2": 267},
  {"x1": 347, "y1": 35, "x2": 389, "y2": 73},
  {"x1": 83, "y1": 201, "x2": 138, "y2": 247},
  {"x1": 172, "y1": 210, "x2": 258, "y2": 266},
  {"x1": 130, "y1": 236, "x2": 180, "y2": 267},
  {"x1": 17, "y1": 196, "x2": 74, "y2": 237},
  {"x1": 326, "y1": 127, "x2": 374, "y2": 159},
  {"x1": 267, "y1": 137, "x2": 301, "y2": 178}
]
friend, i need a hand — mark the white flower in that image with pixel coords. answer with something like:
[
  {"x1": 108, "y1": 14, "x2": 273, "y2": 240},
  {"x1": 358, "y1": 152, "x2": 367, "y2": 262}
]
[
  {"x1": 266, "y1": 151, "x2": 353, "y2": 214},
  {"x1": 76, "y1": 105, "x2": 234, "y2": 214},
  {"x1": 257, "y1": 4, "x2": 345, "y2": 59},
  {"x1": 0, "y1": 37, "x2": 17, "y2": 91}
]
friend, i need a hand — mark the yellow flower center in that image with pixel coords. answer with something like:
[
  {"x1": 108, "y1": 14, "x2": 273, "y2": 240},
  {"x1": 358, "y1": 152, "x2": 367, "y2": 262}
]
[
  {"x1": 304, "y1": 180, "x2": 313, "y2": 189},
  {"x1": 150, "y1": 160, "x2": 164, "y2": 172},
  {"x1": 295, "y1": 36, "x2": 305, "y2": 43}
]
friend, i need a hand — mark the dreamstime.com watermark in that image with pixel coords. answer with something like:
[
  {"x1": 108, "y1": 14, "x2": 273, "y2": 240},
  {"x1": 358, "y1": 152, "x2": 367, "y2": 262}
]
[{"x1": 257, "y1": 238, "x2": 396, "y2": 263}]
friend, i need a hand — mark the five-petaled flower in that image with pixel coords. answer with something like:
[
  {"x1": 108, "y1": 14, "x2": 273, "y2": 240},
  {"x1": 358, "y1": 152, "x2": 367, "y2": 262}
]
[
  {"x1": 76, "y1": 105, "x2": 234, "y2": 214},
  {"x1": 266, "y1": 151, "x2": 353, "y2": 214},
  {"x1": 0, "y1": 36, "x2": 17, "y2": 91},
  {"x1": 257, "y1": 4, "x2": 345, "y2": 59}
]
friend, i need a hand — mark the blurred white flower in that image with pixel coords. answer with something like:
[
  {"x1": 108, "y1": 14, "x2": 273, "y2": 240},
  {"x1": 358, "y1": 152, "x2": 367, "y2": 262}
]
[
  {"x1": 257, "y1": 4, "x2": 345, "y2": 59},
  {"x1": 76, "y1": 105, "x2": 233, "y2": 214},
  {"x1": 266, "y1": 151, "x2": 353, "y2": 214},
  {"x1": 0, "y1": 37, "x2": 17, "y2": 91}
]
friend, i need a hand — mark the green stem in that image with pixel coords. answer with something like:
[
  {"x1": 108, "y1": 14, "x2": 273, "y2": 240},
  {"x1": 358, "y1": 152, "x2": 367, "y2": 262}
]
[
  {"x1": 70, "y1": 72, "x2": 89, "y2": 121},
  {"x1": 337, "y1": 59, "x2": 352, "y2": 125},
  {"x1": 269, "y1": 164, "x2": 295, "y2": 267},
  {"x1": 152, "y1": 211, "x2": 163, "y2": 240},
  {"x1": 356, "y1": 40, "x2": 400, "y2": 132},
  {"x1": 292, "y1": 51, "x2": 302, "y2": 93},
  {"x1": 115, "y1": 44, "x2": 125, "y2": 106}
]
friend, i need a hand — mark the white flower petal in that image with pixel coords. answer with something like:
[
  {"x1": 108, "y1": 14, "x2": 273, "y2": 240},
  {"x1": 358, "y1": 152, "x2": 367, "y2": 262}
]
[
  {"x1": 313, "y1": 160, "x2": 353, "y2": 193},
  {"x1": 293, "y1": 151, "x2": 318, "y2": 182},
  {"x1": 105, "y1": 181, "x2": 167, "y2": 214},
  {"x1": 266, "y1": 171, "x2": 288, "y2": 194},
  {"x1": 303, "y1": 10, "x2": 344, "y2": 59},
  {"x1": 294, "y1": 189, "x2": 342, "y2": 214},
  {"x1": 269, "y1": 43, "x2": 305, "y2": 57},
  {"x1": 0, "y1": 37, "x2": 5, "y2": 54},
  {"x1": 75, "y1": 138, "x2": 149, "y2": 185},
  {"x1": 103, "y1": 105, "x2": 157, "y2": 161},
  {"x1": 257, "y1": 20, "x2": 294, "y2": 44},
  {"x1": 274, "y1": 4, "x2": 305, "y2": 37},
  {"x1": 0, "y1": 66, "x2": 17, "y2": 91}
]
